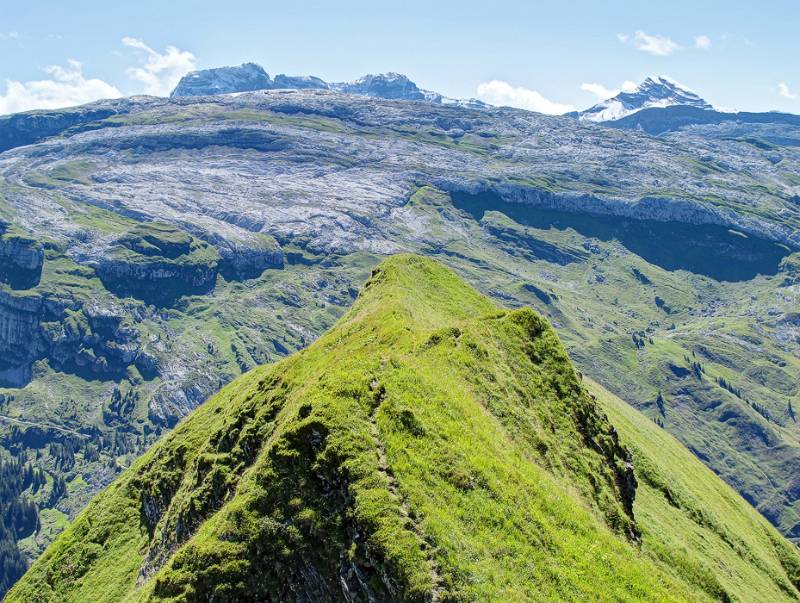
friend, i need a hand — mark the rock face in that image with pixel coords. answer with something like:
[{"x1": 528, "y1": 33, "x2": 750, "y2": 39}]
[
  {"x1": 331, "y1": 72, "x2": 426, "y2": 100},
  {"x1": 95, "y1": 223, "x2": 221, "y2": 305},
  {"x1": 578, "y1": 76, "x2": 712, "y2": 122},
  {"x1": 0, "y1": 227, "x2": 44, "y2": 289},
  {"x1": 607, "y1": 104, "x2": 800, "y2": 136},
  {"x1": 0, "y1": 289, "x2": 143, "y2": 387},
  {"x1": 40, "y1": 305, "x2": 144, "y2": 379},
  {"x1": 170, "y1": 63, "x2": 331, "y2": 98},
  {"x1": 0, "y1": 105, "x2": 117, "y2": 152},
  {"x1": 216, "y1": 234, "x2": 284, "y2": 280},
  {"x1": 169, "y1": 62, "x2": 486, "y2": 106},
  {"x1": 170, "y1": 63, "x2": 273, "y2": 97},
  {"x1": 272, "y1": 74, "x2": 328, "y2": 90},
  {"x1": 0, "y1": 291, "x2": 42, "y2": 386}
]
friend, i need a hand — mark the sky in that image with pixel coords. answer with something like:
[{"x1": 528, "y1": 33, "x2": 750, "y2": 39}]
[{"x1": 1, "y1": 0, "x2": 798, "y2": 116}]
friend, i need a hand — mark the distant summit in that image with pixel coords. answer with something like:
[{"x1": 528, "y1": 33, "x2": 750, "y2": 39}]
[
  {"x1": 170, "y1": 63, "x2": 273, "y2": 97},
  {"x1": 170, "y1": 63, "x2": 486, "y2": 108},
  {"x1": 331, "y1": 72, "x2": 425, "y2": 100},
  {"x1": 578, "y1": 76, "x2": 712, "y2": 122}
]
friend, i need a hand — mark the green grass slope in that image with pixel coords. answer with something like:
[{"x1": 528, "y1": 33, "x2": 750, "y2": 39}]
[
  {"x1": 588, "y1": 378, "x2": 800, "y2": 602},
  {"x1": 6, "y1": 255, "x2": 800, "y2": 602}
]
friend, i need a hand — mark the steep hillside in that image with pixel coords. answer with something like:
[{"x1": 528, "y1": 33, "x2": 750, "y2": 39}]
[
  {"x1": 7, "y1": 256, "x2": 800, "y2": 602},
  {"x1": 607, "y1": 104, "x2": 800, "y2": 138}
]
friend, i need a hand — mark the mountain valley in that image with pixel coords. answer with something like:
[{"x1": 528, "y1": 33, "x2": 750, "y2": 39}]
[{"x1": 0, "y1": 77, "x2": 799, "y2": 598}]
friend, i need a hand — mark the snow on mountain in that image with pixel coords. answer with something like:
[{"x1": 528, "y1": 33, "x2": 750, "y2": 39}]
[
  {"x1": 330, "y1": 72, "x2": 426, "y2": 100},
  {"x1": 170, "y1": 64, "x2": 486, "y2": 108},
  {"x1": 170, "y1": 63, "x2": 273, "y2": 97},
  {"x1": 578, "y1": 76, "x2": 712, "y2": 122}
]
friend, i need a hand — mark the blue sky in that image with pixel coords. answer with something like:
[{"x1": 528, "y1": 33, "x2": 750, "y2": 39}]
[{"x1": 1, "y1": 0, "x2": 798, "y2": 115}]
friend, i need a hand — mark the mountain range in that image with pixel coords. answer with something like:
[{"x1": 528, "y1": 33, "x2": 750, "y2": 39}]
[
  {"x1": 170, "y1": 62, "x2": 487, "y2": 108},
  {"x1": 0, "y1": 64, "x2": 799, "y2": 599},
  {"x1": 171, "y1": 65, "x2": 716, "y2": 121},
  {"x1": 170, "y1": 63, "x2": 800, "y2": 134}
]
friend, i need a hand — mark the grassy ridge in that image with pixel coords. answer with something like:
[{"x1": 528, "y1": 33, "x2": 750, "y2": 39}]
[{"x1": 7, "y1": 255, "x2": 800, "y2": 602}]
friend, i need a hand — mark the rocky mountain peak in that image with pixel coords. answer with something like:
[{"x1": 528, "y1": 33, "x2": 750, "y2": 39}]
[
  {"x1": 578, "y1": 75, "x2": 712, "y2": 122},
  {"x1": 168, "y1": 63, "x2": 486, "y2": 107},
  {"x1": 170, "y1": 62, "x2": 273, "y2": 97},
  {"x1": 331, "y1": 72, "x2": 425, "y2": 100}
]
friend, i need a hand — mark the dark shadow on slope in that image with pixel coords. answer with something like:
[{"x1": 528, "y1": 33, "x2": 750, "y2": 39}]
[{"x1": 452, "y1": 191, "x2": 790, "y2": 282}]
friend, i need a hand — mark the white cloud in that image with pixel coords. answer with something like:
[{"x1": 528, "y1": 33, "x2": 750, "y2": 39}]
[
  {"x1": 778, "y1": 82, "x2": 798, "y2": 100},
  {"x1": 0, "y1": 38, "x2": 196, "y2": 115},
  {"x1": 122, "y1": 37, "x2": 196, "y2": 96},
  {"x1": 0, "y1": 59, "x2": 121, "y2": 116},
  {"x1": 580, "y1": 80, "x2": 638, "y2": 101},
  {"x1": 618, "y1": 30, "x2": 680, "y2": 56},
  {"x1": 476, "y1": 80, "x2": 574, "y2": 114},
  {"x1": 694, "y1": 35, "x2": 712, "y2": 49}
]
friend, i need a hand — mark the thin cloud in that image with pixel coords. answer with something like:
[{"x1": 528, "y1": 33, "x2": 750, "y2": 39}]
[
  {"x1": 694, "y1": 35, "x2": 712, "y2": 50},
  {"x1": 618, "y1": 30, "x2": 680, "y2": 56},
  {"x1": 778, "y1": 82, "x2": 798, "y2": 100},
  {"x1": 581, "y1": 80, "x2": 637, "y2": 101},
  {"x1": 122, "y1": 37, "x2": 196, "y2": 96},
  {"x1": 634, "y1": 30, "x2": 679, "y2": 55},
  {"x1": 476, "y1": 80, "x2": 574, "y2": 114},
  {"x1": 0, "y1": 59, "x2": 121, "y2": 115},
  {"x1": 0, "y1": 31, "x2": 19, "y2": 40}
]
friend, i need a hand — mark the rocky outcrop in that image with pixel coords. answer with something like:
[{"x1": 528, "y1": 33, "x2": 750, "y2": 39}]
[
  {"x1": 779, "y1": 254, "x2": 800, "y2": 286},
  {"x1": 331, "y1": 72, "x2": 426, "y2": 100},
  {"x1": 0, "y1": 104, "x2": 121, "y2": 153},
  {"x1": 216, "y1": 234, "x2": 284, "y2": 280},
  {"x1": 96, "y1": 223, "x2": 220, "y2": 305},
  {"x1": 169, "y1": 63, "x2": 485, "y2": 106},
  {"x1": 448, "y1": 182, "x2": 800, "y2": 251},
  {"x1": 0, "y1": 289, "x2": 145, "y2": 386},
  {"x1": 272, "y1": 74, "x2": 328, "y2": 90},
  {"x1": 0, "y1": 227, "x2": 44, "y2": 289},
  {"x1": 40, "y1": 306, "x2": 142, "y2": 378},
  {"x1": 0, "y1": 291, "x2": 43, "y2": 386},
  {"x1": 170, "y1": 63, "x2": 273, "y2": 97}
]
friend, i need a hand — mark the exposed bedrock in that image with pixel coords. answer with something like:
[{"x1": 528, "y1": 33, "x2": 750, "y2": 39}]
[
  {"x1": 214, "y1": 234, "x2": 285, "y2": 281},
  {"x1": 443, "y1": 182, "x2": 800, "y2": 250},
  {"x1": 0, "y1": 106, "x2": 117, "y2": 153},
  {"x1": 451, "y1": 189, "x2": 793, "y2": 281},
  {"x1": 95, "y1": 223, "x2": 221, "y2": 305},
  {"x1": 0, "y1": 291, "x2": 43, "y2": 386},
  {"x1": 0, "y1": 290, "x2": 146, "y2": 387},
  {"x1": 0, "y1": 225, "x2": 44, "y2": 289}
]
